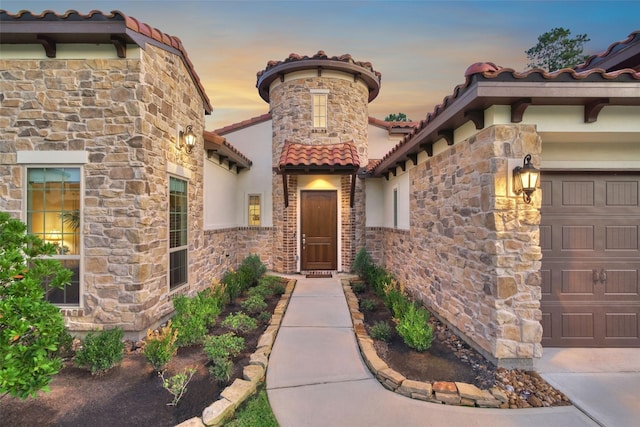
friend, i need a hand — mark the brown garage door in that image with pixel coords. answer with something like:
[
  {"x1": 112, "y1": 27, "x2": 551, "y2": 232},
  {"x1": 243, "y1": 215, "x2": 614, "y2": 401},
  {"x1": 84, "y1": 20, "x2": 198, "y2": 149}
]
[{"x1": 540, "y1": 172, "x2": 640, "y2": 347}]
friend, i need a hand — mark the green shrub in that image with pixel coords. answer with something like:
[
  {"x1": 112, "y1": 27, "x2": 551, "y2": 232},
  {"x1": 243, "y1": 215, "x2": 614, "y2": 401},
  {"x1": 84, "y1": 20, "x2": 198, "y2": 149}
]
[
  {"x1": 143, "y1": 321, "x2": 178, "y2": 372},
  {"x1": 74, "y1": 328, "x2": 125, "y2": 375},
  {"x1": 369, "y1": 321, "x2": 393, "y2": 342},
  {"x1": 238, "y1": 254, "x2": 267, "y2": 288},
  {"x1": 0, "y1": 212, "x2": 72, "y2": 399},
  {"x1": 258, "y1": 311, "x2": 272, "y2": 323},
  {"x1": 209, "y1": 358, "x2": 234, "y2": 382},
  {"x1": 56, "y1": 328, "x2": 76, "y2": 360},
  {"x1": 221, "y1": 269, "x2": 244, "y2": 302},
  {"x1": 396, "y1": 304, "x2": 434, "y2": 351},
  {"x1": 352, "y1": 281, "x2": 366, "y2": 294},
  {"x1": 160, "y1": 367, "x2": 196, "y2": 406},
  {"x1": 359, "y1": 298, "x2": 376, "y2": 312},
  {"x1": 203, "y1": 333, "x2": 245, "y2": 364},
  {"x1": 241, "y1": 295, "x2": 267, "y2": 314},
  {"x1": 385, "y1": 287, "x2": 411, "y2": 319},
  {"x1": 221, "y1": 312, "x2": 258, "y2": 334},
  {"x1": 351, "y1": 248, "x2": 373, "y2": 278},
  {"x1": 172, "y1": 288, "x2": 222, "y2": 347},
  {"x1": 260, "y1": 275, "x2": 286, "y2": 296},
  {"x1": 246, "y1": 284, "x2": 270, "y2": 299}
]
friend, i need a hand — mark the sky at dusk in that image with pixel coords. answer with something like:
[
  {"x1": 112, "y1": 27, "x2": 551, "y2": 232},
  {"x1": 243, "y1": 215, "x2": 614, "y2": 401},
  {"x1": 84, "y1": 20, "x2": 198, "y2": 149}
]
[{"x1": 3, "y1": 0, "x2": 640, "y2": 131}]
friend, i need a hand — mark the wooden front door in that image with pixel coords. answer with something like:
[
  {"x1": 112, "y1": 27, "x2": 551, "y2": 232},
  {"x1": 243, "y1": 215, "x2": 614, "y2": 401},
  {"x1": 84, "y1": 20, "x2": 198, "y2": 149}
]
[
  {"x1": 301, "y1": 190, "x2": 337, "y2": 270},
  {"x1": 540, "y1": 172, "x2": 640, "y2": 347}
]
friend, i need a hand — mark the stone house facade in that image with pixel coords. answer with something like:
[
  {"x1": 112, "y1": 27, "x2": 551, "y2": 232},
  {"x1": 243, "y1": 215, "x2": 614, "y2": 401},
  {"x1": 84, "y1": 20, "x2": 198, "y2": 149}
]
[{"x1": 1, "y1": 10, "x2": 639, "y2": 368}]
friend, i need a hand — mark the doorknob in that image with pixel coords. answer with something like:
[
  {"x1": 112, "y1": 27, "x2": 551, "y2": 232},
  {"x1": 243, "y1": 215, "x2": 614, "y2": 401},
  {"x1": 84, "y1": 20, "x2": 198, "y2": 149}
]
[
  {"x1": 599, "y1": 269, "x2": 607, "y2": 285},
  {"x1": 593, "y1": 269, "x2": 599, "y2": 284}
]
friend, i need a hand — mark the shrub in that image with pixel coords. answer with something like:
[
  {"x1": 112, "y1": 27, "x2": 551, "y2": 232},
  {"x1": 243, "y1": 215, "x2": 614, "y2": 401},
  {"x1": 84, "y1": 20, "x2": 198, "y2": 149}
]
[
  {"x1": 203, "y1": 333, "x2": 245, "y2": 364},
  {"x1": 160, "y1": 367, "x2": 196, "y2": 406},
  {"x1": 238, "y1": 254, "x2": 267, "y2": 288},
  {"x1": 172, "y1": 288, "x2": 222, "y2": 347},
  {"x1": 396, "y1": 304, "x2": 434, "y2": 352},
  {"x1": 241, "y1": 295, "x2": 267, "y2": 314},
  {"x1": 56, "y1": 328, "x2": 76, "y2": 360},
  {"x1": 369, "y1": 321, "x2": 393, "y2": 342},
  {"x1": 258, "y1": 311, "x2": 272, "y2": 323},
  {"x1": 259, "y1": 275, "x2": 286, "y2": 296},
  {"x1": 385, "y1": 287, "x2": 411, "y2": 319},
  {"x1": 0, "y1": 212, "x2": 72, "y2": 399},
  {"x1": 351, "y1": 248, "x2": 373, "y2": 278},
  {"x1": 247, "y1": 285, "x2": 270, "y2": 299},
  {"x1": 359, "y1": 298, "x2": 376, "y2": 312},
  {"x1": 221, "y1": 269, "x2": 244, "y2": 302},
  {"x1": 221, "y1": 312, "x2": 258, "y2": 334},
  {"x1": 143, "y1": 321, "x2": 178, "y2": 372},
  {"x1": 74, "y1": 328, "x2": 125, "y2": 375},
  {"x1": 204, "y1": 333, "x2": 245, "y2": 382},
  {"x1": 352, "y1": 281, "x2": 366, "y2": 294}
]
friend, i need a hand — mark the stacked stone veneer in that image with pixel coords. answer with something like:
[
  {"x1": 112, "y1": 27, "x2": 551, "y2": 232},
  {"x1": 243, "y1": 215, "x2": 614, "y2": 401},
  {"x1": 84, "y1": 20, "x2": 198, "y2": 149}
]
[
  {"x1": 376, "y1": 125, "x2": 543, "y2": 368},
  {"x1": 268, "y1": 73, "x2": 370, "y2": 273},
  {"x1": 0, "y1": 45, "x2": 221, "y2": 337}
]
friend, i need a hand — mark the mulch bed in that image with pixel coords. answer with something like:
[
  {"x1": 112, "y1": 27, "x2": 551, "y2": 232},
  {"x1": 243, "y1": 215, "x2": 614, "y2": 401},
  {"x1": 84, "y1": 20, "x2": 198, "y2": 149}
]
[
  {"x1": 354, "y1": 282, "x2": 572, "y2": 408},
  {"x1": 0, "y1": 282, "x2": 284, "y2": 427}
]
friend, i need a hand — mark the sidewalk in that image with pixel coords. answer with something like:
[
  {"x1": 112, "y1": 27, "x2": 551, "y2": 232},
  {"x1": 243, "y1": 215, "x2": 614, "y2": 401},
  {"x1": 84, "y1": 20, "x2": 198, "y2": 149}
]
[{"x1": 266, "y1": 274, "x2": 597, "y2": 427}]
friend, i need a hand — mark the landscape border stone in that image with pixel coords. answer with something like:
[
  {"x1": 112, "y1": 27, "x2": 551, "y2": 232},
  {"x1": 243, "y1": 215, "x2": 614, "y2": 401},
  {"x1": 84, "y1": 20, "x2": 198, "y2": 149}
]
[
  {"x1": 175, "y1": 278, "x2": 296, "y2": 427},
  {"x1": 342, "y1": 279, "x2": 509, "y2": 409}
]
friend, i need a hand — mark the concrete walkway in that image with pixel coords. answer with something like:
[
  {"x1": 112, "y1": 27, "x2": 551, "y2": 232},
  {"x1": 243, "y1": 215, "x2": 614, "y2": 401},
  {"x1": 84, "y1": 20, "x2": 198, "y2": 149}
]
[{"x1": 266, "y1": 274, "x2": 597, "y2": 427}]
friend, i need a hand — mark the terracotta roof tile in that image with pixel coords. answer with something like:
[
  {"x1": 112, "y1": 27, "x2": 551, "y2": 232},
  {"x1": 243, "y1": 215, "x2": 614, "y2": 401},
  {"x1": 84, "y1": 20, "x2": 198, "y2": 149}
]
[
  {"x1": 575, "y1": 30, "x2": 640, "y2": 71},
  {"x1": 373, "y1": 63, "x2": 640, "y2": 176},
  {"x1": 0, "y1": 9, "x2": 212, "y2": 113},
  {"x1": 203, "y1": 130, "x2": 252, "y2": 169},
  {"x1": 368, "y1": 116, "x2": 420, "y2": 131},
  {"x1": 257, "y1": 50, "x2": 381, "y2": 80},
  {"x1": 278, "y1": 141, "x2": 360, "y2": 171}
]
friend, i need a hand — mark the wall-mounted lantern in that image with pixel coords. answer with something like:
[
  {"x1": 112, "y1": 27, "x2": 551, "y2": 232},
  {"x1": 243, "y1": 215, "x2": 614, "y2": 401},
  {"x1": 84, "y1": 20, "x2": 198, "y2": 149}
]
[
  {"x1": 512, "y1": 154, "x2": 540, "y2": 204},
  {"x1": 179, "y1": 125, "x2": 197, "y2": 154}
]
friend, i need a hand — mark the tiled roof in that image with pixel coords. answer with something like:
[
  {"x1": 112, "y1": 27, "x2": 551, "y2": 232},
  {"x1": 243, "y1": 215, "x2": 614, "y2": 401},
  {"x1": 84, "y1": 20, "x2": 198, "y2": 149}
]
[
  {"x1": 0, "y1": 9, "x2": 212, "y2": 113},
  {"x1": 203, "y1": 130, "x2": 252, "y2": 170},
  {"x1": 368, "y1": 117, "x2": 420, "y2": 132},
  {"x1": 575, "y1": 30, "x2": 640, "y2": 72},
  {"x1": 214, "y1": 113, "x2": 272, "y2": 135},
  {"x1": 278, "y1": 141, "x2": 360, "y2": 172},
  {"x1": 372, "y1": 62, "x2": 640, "y2": 177},
  {"x1": 256, "y1": 51, "x2": 382, "y2": 103}
]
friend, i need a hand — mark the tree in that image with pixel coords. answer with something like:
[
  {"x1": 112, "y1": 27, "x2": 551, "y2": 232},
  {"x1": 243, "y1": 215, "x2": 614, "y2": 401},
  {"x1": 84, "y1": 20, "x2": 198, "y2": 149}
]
[
  {"x1": 384, "y1": 112, "x2": 411, "y2": 122},
  {"x1": 0, "y1": 212, "x2": 72, "y2": 399},
  {"x1": 525, "y1": 27, "x2": 590, "y2": 72}
]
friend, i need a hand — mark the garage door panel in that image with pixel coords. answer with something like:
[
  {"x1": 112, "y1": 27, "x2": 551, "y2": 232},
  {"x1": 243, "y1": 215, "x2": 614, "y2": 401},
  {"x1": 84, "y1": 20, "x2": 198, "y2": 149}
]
[{"x1": 541, "y1": 172, "x2": 640, "y2": 348}]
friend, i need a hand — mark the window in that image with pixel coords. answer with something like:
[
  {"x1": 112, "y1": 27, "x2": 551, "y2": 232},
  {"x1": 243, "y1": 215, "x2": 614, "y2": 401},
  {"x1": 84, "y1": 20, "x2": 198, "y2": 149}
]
[
  {"x1": 312, "y1": 91, "x2": 328, "y2": 129},
  {"x1": 169, "y1": 177, "x2": 188, "y2": 289},
  {"x1": 248, "y1": 194, "x2": 261, "y2": 226},
  {"x1": 393, "y1": 188, "x2": 398, "y2": 229},
  {"x1": 27, "y1": 167, "x2": 81, "y2": 304}
]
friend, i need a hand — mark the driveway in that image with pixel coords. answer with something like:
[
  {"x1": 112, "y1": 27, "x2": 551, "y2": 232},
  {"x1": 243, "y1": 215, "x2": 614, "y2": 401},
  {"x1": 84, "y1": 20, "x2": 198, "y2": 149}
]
[{"x1": 535, "y1": 348, "x2": 640, "y2": 427}]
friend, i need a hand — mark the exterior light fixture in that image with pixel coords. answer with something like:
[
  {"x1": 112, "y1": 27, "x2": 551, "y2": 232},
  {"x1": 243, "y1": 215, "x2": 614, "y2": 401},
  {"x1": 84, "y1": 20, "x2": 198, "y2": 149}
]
[
  {"x1": 512, "y1": 154, "x2": 540, "y2": 204},
  {"x1": 179, "y1": 125, "x2": 197, "y2": 154}
]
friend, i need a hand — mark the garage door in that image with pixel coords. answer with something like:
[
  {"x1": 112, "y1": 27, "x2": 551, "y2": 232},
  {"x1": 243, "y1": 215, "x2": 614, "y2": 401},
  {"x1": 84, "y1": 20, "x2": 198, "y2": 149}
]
[{"x1": 540, "y1": 172, "x2": 640, "y2": 347}]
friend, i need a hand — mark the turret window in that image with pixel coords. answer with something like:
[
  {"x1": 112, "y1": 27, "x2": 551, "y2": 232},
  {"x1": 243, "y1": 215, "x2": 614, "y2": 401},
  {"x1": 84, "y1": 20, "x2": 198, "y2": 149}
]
[{"x1": 311, "y1": 89, "x2": 329, "y2": 129}]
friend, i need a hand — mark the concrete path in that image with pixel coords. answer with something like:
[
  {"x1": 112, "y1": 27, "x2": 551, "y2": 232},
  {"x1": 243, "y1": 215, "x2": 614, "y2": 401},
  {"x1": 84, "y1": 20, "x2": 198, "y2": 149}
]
[
  {"x1": 266, "y1": 274, "x2": 597, "y2": 427},
  {"x1": 536, "y1": 348, "x2": 640, "y2": 427}
]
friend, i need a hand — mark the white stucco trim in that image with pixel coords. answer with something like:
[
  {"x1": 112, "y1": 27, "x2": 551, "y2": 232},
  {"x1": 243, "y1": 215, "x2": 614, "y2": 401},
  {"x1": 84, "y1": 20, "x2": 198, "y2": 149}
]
[
  {"x1": 0, "y1": 44, "x2": 141, "y2": 59},
  {"x1": 17, "y1": 150, "x2": 88, "y2": 164}
]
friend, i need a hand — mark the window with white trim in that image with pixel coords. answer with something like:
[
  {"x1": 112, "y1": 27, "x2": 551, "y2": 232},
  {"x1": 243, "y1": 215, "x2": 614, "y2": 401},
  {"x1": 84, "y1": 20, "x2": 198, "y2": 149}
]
[
  {"x1": 312, "y1": 90, "x2": 328, "y2": 129},
  {"x1": 27, "y1": 167, "x2": 81, "y2": 304},
  {"x1": 248, "y1": 194, "x2": 261, "y2": 226},
  {"x1": 169, "y1": 176, "x2": 188, "y2": 289}
]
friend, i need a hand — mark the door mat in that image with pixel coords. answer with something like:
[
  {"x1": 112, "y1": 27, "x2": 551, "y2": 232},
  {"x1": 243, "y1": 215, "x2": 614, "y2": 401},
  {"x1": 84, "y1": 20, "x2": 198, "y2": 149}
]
[{"x1": 305, "y1": 272, "x2": 333, "y2": 278}]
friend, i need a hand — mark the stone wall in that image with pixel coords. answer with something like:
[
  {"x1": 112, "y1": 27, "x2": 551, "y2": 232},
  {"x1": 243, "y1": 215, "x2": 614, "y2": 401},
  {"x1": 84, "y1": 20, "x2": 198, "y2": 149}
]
[
  {"x1": 381, "y1": 125, "x2": 543, "y2": 368},
  {"x1": 0, "y1": 45, "x2": 212, "y2": 337},
  {"x1": 268, "y1": 73, "x2": 370, "y2": 273}
]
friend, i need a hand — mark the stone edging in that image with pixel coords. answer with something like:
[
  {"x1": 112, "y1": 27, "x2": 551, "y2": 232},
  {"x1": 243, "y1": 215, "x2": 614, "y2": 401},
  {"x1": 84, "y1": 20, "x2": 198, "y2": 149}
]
[
  {"x1": 175, "y1": 278, "x2": 297, "y2": 427},
  {"x1": 342, "y1": 279, "x2": 509, "y2": 408}
]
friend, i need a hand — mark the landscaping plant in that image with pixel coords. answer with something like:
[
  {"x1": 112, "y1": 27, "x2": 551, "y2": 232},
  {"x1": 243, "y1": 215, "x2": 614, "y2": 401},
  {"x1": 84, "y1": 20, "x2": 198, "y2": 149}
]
[
  {"x1": 241, "y1": 295, "x2": 267, "y2": 314},
  {"x1": 0, "y1": 212, "x2": 72, "y2": 399},
  {"x1": 221, "y1": 312, "x2": 258, "y2": 334},
  {"x1": 369, "y1": 321, "x2": 393, "y2": 342},
  {"x1": 359, "y1": 298, "x2": 376, "y2": 312},
  {"x1": 226, "y1": 386, "x2": 279, "y2": 427},
  {"x1": 160, "y1": 367, "x2": 196, "y2": 406},
  {"x1": 143, "y1": 320, "x2": 178, "y2": 372},
  {"x1": 203, "y1": 333, "x2": 245, "y2": 382},
  {"x1": 396, "y1": 303, "x2": 434, "y2": 351},
  {"x1": 74, "y1": 328, "x2": 125, "y2": 375},
  {"x1": 172, "y1": 288, "x2": 222, "y2": 346},
  {"x1": 238, "y1": 253, "x2": 267, "y2": 288}
]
